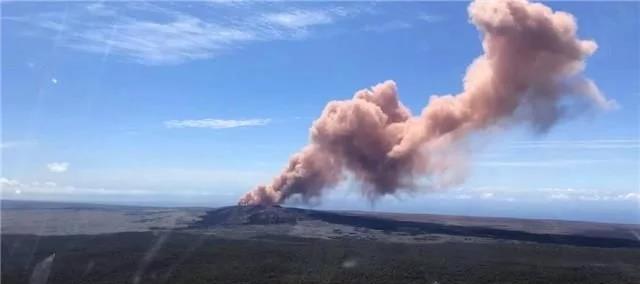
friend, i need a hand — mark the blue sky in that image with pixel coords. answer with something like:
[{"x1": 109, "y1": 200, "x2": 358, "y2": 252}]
[{"x1": 1, "y1": 1, "x2": 639, "y2": 224}]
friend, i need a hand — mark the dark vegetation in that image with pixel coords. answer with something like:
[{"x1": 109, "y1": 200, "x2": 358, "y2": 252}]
[
  {"x1": 3, "y1": 232, "x2": 639, "y2": 284},
  {"x1": 193, "y1": 206, "x2": 640, "y2": 248}
]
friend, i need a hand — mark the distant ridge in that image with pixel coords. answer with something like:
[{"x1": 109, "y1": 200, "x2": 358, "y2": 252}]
[{"x1": 191, "y1": 205, "x2": 640, "y2": 248}]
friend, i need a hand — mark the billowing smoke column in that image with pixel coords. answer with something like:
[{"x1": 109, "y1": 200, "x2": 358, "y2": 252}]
[{"x1": 239, "y1": 0, "x2": 615, "y2": 206}]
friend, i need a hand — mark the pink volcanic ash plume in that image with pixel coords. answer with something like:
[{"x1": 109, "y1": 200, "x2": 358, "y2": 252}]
[{"x1": 239, "y1": 0, "x2": 616, "y2": 206}]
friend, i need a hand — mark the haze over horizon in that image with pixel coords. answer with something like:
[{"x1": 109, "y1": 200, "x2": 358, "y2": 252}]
[{"x1": 2, "y1": 1, "x2": 639, "y2": 224}]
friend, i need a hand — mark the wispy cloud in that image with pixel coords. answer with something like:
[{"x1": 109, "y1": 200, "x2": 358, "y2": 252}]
[
  {"x1": 452, "y1": 187, "x2": 515, "y2": 202},
  {"x1": 549, "y1": 193, "x2": 570, "y2": 200},
  {"x1": 263, "y1": 9, "x2": 334, "y2": 29},
  {"x1": 1, "y1": 178, "x2": 144, "y2": 196},
  {"x1": 165, "y1": 118, "x2": 271, "y2": 129},
  {"x1": 473, "y1": 159, "x2": 630, "y2": 168},
  {"x1": 474, "y1": 160, "x2": 598, "y2": 168},
  {"x1": 73, "y1": 17, "x2": 256, "y2": 64},
  {"x1": 418, "y1": 13, "x2": 445, "y2": 23},
  {"x1": 444, "y1": 186, "x2": 639, "y2": 203},
  {"x1": 510, "y1": 139, "x2": 640, "y2": 150},
  {"x1": 0, "y1": 177, "x2": 243, "y2": 204},
  {"x1": 6, "y1": 3, "x2": 354, "y2": 64},
  {"x1": 85, "y1": 2, "x2": 117, "y2": 17},
  {"x1": 480, "y1": 192, "x2": 494, "y2": 199},
  {"x1": 1, "y1": 166, "x2": 270, "y2": 198},
  {"x1": 0, "y1": 140, "x2": 37, "y2": 150},
  {"x1": 363, "y1": 20, "x2": 412, "y2": 33},
  {"x1": 0, "y1": 177, "x2": 21, "y2": 188},
  {"x1": 47, "y1": 162, "x2": 70, "y2": 173},
  {"x1": 542, "y1": 187, "x2": 640, "y2": 202}
]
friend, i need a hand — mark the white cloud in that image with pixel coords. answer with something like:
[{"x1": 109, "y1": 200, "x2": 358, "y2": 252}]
[
  {"x1": 618, "y1": 192, "x2": 640, "y2": 201},
  {"x1": 549, "y1": 193, "x2": 570, "y2": 200},
  {"x1": 165, "y1": 118, "x2": 270, "y2": 129},
  {"x1": 8, "y1": 3, "x2": 353, "y2": 65},
  {"x1": 541, "y1": 188, "x2": 576, "y2": 194},
  {"x1": 47, "y1": 162, "x2": 70, "y2": 173},
  {"x1": 263, "y1": 10, "x2": 334, "y2": 29},
  {"x1": 0, "y1": 169, "x2": 268, "y2": 200},
  {"x1": 542, "y1": 187, "x2": 640, "y2": 202},
  {"x1": 0, "y1": 177, "x2": 21, "y2": 188},
  {"x1": 578, "y1": 195, "x2": 602, "y2": 201},
  {"x1": 439, "y1": 187, "x2": 515, "y2": 202},
  {"x1": 453, "y1": 194, "x2": 472, "y2": 200},
  {"x1": 447, "y1": 186, "x2": 638, "y2": 204},
  {"x1": 1, "y1": 178, "x2": 24, "y2": 195},
  {"x1": 1, "y1": 178, "x2": 131, "y2": 196},
  {"x1": 480, "y1": 192, "x2": 494, "y2": 199}
]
